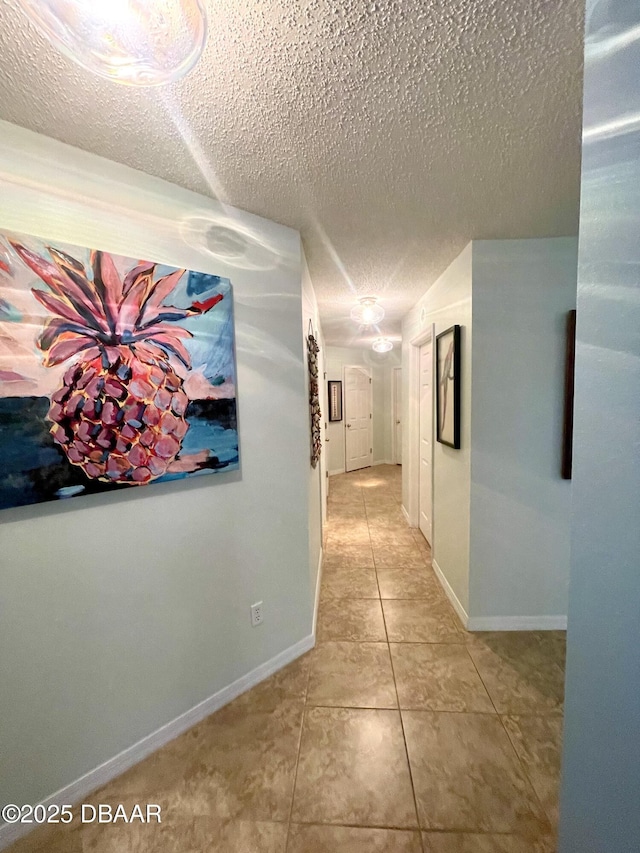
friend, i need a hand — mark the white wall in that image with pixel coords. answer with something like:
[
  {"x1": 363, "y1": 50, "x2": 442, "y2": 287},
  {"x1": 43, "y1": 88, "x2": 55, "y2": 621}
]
[
  {"x1": 402, "y1": 244, "x2": 473, "y2": 614},
  {"x1": 469, "y1": 238, "x2": 577, "y2": 624},
  {"x1": 325, "y1": 346, "x2": 401, "y2": 475},
  {"x1": 0, "y1": 123, "x2": 315, "y2": 814},
  {"x1": 560, "y1": 2, "x2": 640, "y2": 848}
]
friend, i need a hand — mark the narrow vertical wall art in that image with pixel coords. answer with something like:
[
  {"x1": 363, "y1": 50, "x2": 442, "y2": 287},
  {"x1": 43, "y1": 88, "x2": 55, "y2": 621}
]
[
  {"x1": 0, "y1": 231, "x2": 239, "y2": 510},
  {"x1": 436, "y1": 324, "x2": 461, "y2": 449},
  {"x1": 307, "y1": 323, "x2": 322, "y2": 468},
  {"x1": 328, "y1": 380, "x2": 342, "y2": 422},
  {"x1": 561, "y1": 309, "x2": 577, "y2": 479}
]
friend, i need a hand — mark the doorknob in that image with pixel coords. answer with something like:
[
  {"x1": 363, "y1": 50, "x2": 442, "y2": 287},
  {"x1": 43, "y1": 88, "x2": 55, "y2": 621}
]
[
  {"x1": 346, "y1": 423, "x2": 352, "y2": 428},
  {"x1": 396, "y1": 420, "x2": 401, "y2": 424}
]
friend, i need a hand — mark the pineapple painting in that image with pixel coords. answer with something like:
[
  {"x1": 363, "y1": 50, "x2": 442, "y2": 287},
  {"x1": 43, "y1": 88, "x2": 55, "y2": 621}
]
[{"x1": 0, "y1": 231, "x2": 239, "y2": 510}]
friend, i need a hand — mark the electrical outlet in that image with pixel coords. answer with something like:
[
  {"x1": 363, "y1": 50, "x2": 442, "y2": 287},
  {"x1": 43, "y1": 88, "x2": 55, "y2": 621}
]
[{"x1": 250, "y1": 601, "x2": 263, "y2": 627}]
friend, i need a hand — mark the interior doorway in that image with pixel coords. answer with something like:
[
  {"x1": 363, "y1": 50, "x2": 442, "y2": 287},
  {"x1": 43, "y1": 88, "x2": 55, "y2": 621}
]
[
  {"x1": 406, "y1": 324, "x2": 435, "y2": 540},
  {"x1": 344, "y1": 365, "x2": 372, "y2": 472},
  {"x1": 392, "y1": 367, "x2": 402, "y2": 464},
  {"x1": 418, "y1": 339, "x2": 434, "y2": 544}
]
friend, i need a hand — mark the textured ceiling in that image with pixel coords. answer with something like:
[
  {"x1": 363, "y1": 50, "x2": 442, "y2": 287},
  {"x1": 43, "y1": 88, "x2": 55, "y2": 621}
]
[{"x1": 0, "y1": 0, "x2": 584, "y2": 346}]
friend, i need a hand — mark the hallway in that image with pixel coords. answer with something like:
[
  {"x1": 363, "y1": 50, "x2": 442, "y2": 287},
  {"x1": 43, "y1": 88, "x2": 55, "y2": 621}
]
[
  {"x1": 10, "y1": 466, "x2": 565, "y2": 853},
  {"x1": 314, "y1": 464, "x2": 564, "y2": 852}
]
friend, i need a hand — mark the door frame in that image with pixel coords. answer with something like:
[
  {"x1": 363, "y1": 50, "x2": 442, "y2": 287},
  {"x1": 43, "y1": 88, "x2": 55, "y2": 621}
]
[
  {"x1": 392, "y1": 366, "x2": 402, "y2": 465},
  {"x1": 407, "y1": 325, "x2": 435, "y2": 532},
  {"x1": 342, "y1": 364, "x2": 373, "y2": 472}
]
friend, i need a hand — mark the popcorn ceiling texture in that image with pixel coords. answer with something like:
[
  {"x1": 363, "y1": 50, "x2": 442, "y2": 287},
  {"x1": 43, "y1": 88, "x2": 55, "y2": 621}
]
[{"x1": 0, "y1": 0, "x2": 584, "y2": 345}]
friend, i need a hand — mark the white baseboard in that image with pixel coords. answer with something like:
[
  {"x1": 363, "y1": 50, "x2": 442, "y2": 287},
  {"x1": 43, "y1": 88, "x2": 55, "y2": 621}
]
[
  {"x1": 0, "y1": 633, "x2": 315, "y2": 851},
  {"x1": 328, "y1": 468, "x2": 345, "y2": 477},
  {"x1": 466, "y1": 615, "x2": 567, "y2": 631},
  {"x1": 312, "y1": 548, "x2": 323, "y2": 637},
  {"x1": 429, "y1": 561, "x2": 566, "y2": 633},
  {"x1": 432, "y1": 559, "x2": 469, "y2": 629},
  {"x1": 401, "y1": 504, "x2": 412, "y2": 526}
]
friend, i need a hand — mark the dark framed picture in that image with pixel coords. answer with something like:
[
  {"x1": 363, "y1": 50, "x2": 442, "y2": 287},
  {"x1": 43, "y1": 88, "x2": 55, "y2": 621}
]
[
  {"x1": 328, "y1": 380, "x2": 343, "y2": 422},
  {"x1": 561, "y1": 310, "x2": 577, "y2": 480},
  {"x1": 436, "y1": 325, "x2": 461, "y2": 449}
]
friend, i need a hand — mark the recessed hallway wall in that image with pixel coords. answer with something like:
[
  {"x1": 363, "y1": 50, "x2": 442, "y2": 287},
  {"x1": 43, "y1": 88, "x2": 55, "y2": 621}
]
[
  {"x1": 402, "y1": 238, "x2": 577, "y2": 628},
  {"x1": 325, "y1": 346, "x2": 401, "y2": 474}
]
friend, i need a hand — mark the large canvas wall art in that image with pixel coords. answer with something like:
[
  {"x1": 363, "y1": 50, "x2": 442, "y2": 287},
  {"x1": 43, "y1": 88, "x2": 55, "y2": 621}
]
[{"x1": 0, "y1": 231, "x2": 239, "y2": 510}]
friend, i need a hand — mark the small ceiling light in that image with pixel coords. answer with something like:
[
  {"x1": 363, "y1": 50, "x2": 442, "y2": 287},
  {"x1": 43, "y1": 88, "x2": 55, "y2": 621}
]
[
  {"x1": 16, "y1": 0, "x2": 208, "y2": 87},
  {"x1": 350, "y1": 296, "x2": 385, "y2": 326},
  {"x1": 372, "y1": 338, "x2": 394, "y2": 353}
]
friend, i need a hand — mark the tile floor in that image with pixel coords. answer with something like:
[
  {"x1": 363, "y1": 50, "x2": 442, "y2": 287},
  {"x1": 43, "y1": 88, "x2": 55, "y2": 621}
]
[{"x1": 9, "y1": 465, "x2": 565, "y2": 853}]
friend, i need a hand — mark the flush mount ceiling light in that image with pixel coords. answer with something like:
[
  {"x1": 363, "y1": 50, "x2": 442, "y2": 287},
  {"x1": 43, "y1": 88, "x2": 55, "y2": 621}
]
[
  {"x1": 16, "y1": 0, "x2": 208, "y2": 87},
  {"x1": 372, "y1": 338, "x2": 394, "y2": 353},
  {"x1": 350, "y1": 296, "x2": 385, "y2": 326}
]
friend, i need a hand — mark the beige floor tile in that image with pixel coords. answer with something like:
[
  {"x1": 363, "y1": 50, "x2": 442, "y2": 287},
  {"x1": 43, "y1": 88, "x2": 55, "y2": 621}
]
[
  {"x1": 365, "y1": 498, "x2": 403, "y2": 510},
  {"x1": 360, "y1": 483, "x2": 395, "y2": 494},
  {"x1": 328, "y1": 493, "x2": 365, "y2": 506},
  {"x1": 376, "y1": 566, "x2": 445, "y2": 600},
  {"x1": 374, "y1": 544, "x2": 427, "y2": 568},
  {"x1": 364, "y1": 506, "x2": 408, "y2": 528},
  {"x1": 366, "y1": 506, "x2": 404, "y2": 519},
  {"x1": 200, "y1": 819, "x2": 289, "y2": 853},
  {"x1": 502, "y1": 715, "x2": 564, "y2": 827},
  {"x1": 465, "y1": 633, "x2": 565, "y2": 715},
  {"x1": 370, "y1": 529, "x2": 419, "y2": 549},
  {"x1": 422, "y1": 832, "x2": 555, "y2": 853},
  {"x1": 323, "y1": 542, "x2": 375, "y2": 569},
  {"x1": 383, "y1": 600, "x2": 462, "y2": 642},
  {"x1": 403, "y1": 711, "x2": 549, "y2": 834},
  {"x1": 364, "y1": 489, "x2": 401, "y2": 502},
  {"x1": 391, "y1": 644, "x2": 494, "y2": 712},
  {"x1": 328, "y1": 504, "x2": 367, "y2": 520},
  {"x1": 292, "y1": 707, "x2": 418, "y2": 828},
  {"x1": 307, "y1": 641, "x2": 397, "y2": 708},
  {"x1": 321, "y1": 565, "x2": 379, "y2": 599},
  {"x1": 328, "y1": 480, "x2": 363, "y2": 493},
  {"x1": 317, "y1": 599, "x2": 386, "y2": 642},
  {"x1": 331, "y1": 471, "x2": 363, "y2": 483},
  {"x1": 80, "y1": 694, "x2": 300, "y2": 827},
  {"x1": 231, "y1": 653, "x2": 311, "y2": 711},
  {"x1": 324, "y1": 520, "x2": 370, "y2": 539},
  {"x1": 412, "y1": 529, "x2": 433, "y2": 553},
  {"x1": 329, "y1": 494, "x2": 363, "y2": 503},
  {"x1": 5, "y1": 825, "x2": 83, "y2": 853},
  {"x1": 131, "y1": 700, "x2": 304, "y2": 823},
  {"x1": 326, "y1": 529, "x2": 372, "y2": 549},
  {"x1": 288, "y1": 824, "x2": 422, "y2": 852},
  {"x1": 79, "y1": 818, "x2": 288, "y2": 853},
  {"x1": 370, "y1": 520, "x2": 414, "y2": 537},
  {"x1": 77, "y1": 727, "x2": 212, "y2": 822}
]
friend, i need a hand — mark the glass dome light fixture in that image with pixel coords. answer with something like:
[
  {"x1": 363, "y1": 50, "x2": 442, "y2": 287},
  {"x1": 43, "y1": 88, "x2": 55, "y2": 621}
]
[
  {"x1": 350, "y1": 296, "x2": 385, "y2": 326},
  {"x1": 372, "y1": 338, "x2": 394, "y2": 354},
  {"x1": 16, "y1": 0, "x2": 208, "y2": 87}
]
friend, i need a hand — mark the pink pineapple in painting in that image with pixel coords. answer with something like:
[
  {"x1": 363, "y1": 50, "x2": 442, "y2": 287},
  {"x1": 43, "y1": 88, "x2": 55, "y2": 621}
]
[{"x1": 11, "y1": 242, "x2": 223, "y2": 484}]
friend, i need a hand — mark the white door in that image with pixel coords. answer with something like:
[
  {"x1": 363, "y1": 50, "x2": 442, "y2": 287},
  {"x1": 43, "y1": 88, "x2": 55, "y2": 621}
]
[
  {"x1": 393, "y1": 367, "x2": 402, "y2": 464},
  {"x1": 419, "y1": 341, "x2": 433, "y2": 543},
  {"x1": 344, "y1": 366, "x2": 372, "y2": 472}
]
